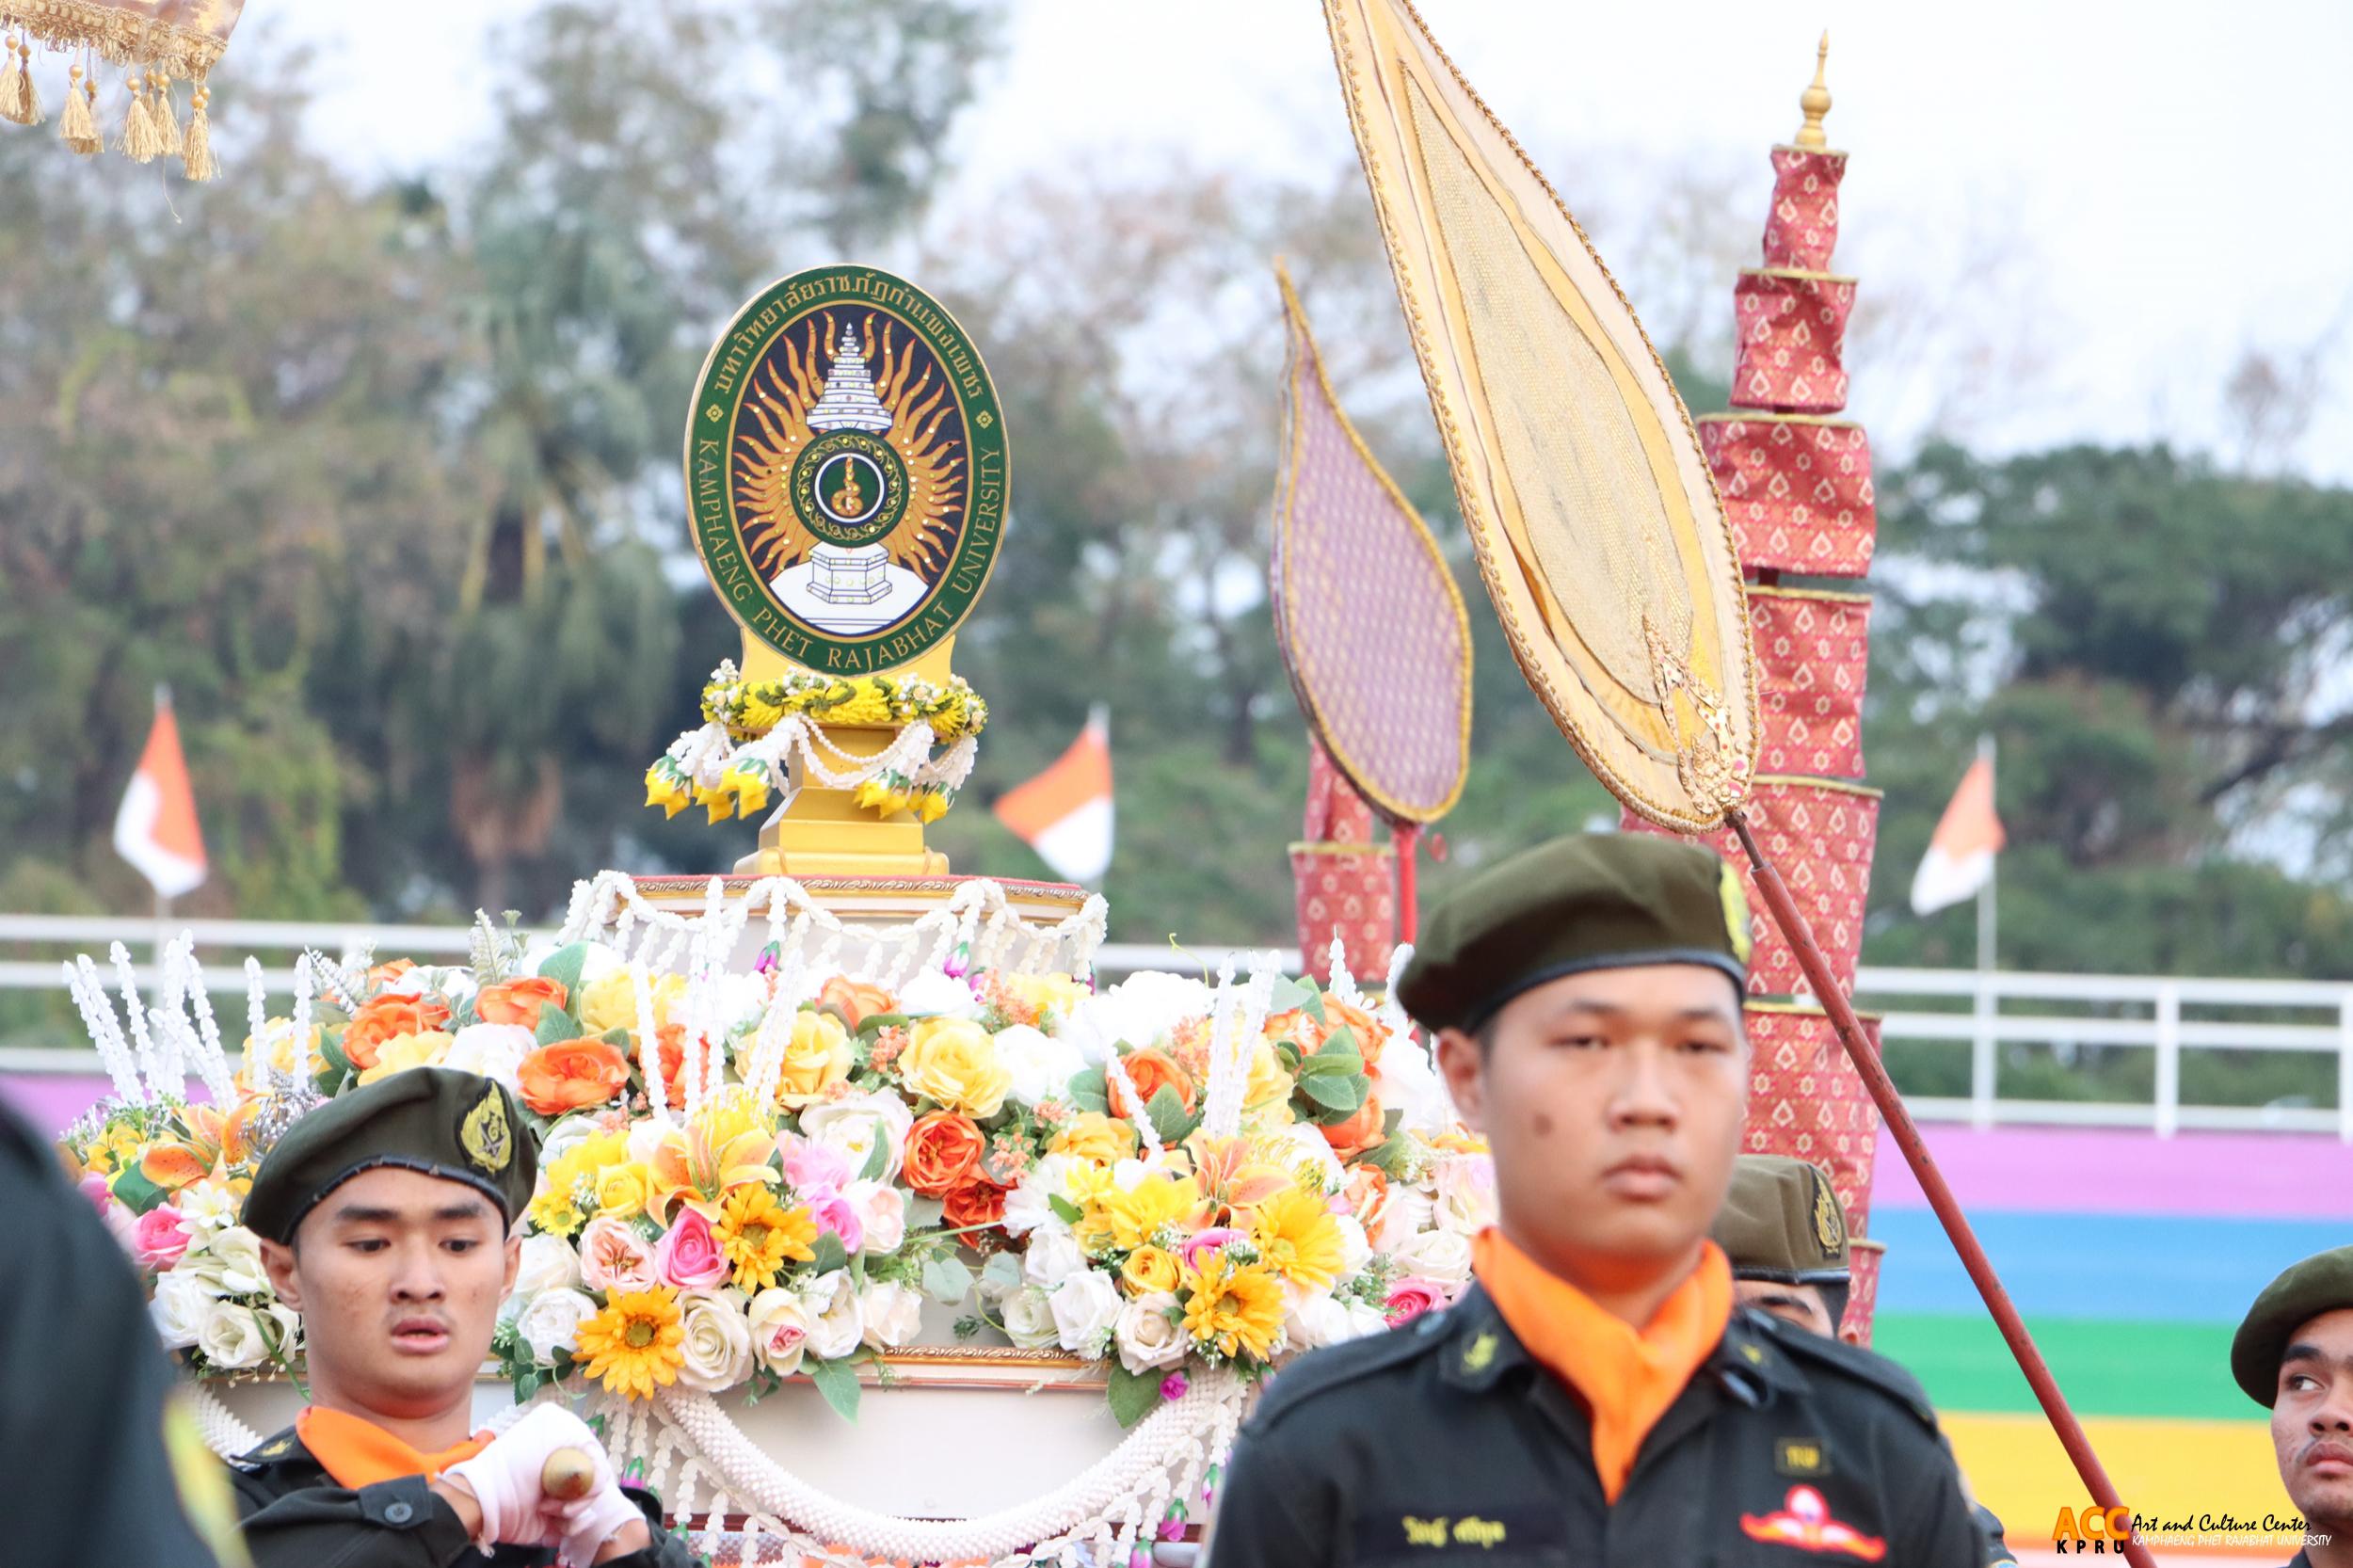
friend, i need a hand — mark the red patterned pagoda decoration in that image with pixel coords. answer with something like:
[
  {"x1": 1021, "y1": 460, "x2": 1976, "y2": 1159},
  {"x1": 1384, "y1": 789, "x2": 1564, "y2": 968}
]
[{"x1": 1625, "y1": 37, "x2": 1892, "y2": 1340}]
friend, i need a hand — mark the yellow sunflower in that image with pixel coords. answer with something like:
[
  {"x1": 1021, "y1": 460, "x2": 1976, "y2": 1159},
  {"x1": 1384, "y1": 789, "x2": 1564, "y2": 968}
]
[
  {"x1": 1181, "y1": 1256, "x2": 1287, "y2": 1363},
  {"x1": 1247, "y1": 1187, "x2": 1346, "y2": 1294},
  {"x1": 1091, "y1": 1174, "x2": 1206, "y2": 1255},
  {"x1": 713, "y1": 1184, "x2": 818, "y2": 1291},
  {"x1": 575, "y1": 1287, "x2": 685, "y2": 1400}
]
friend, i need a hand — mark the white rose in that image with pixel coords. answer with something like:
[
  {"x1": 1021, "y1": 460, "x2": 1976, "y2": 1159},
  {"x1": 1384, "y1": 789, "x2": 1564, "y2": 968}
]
[
  {"x1": 1284, "y1": 1290, "x2": 1354, "y2": 1352},
  {"x1": 1370, "y1": 1037, "x2": 1454, "y2": 1133},
  {"x1": 1433, "y1": 1155, "x2": 1497, "y2": 1236},
  {"x1": 858, "y1": 1280, "x2": 924, "y2": 1351},
  {"x1": 1066, "y1": 973, "x2": 1210, "y2": 1065},
  {"x1": 1112, "y1": 1292, "x2": 1187, "y2": 1374},
  {"x1": 845, "y1": 1180, "x2": 905, "y2": 1256},
  {"x1": 513, "y1": 1234, "x2": 582, "y2": 1297},
  {"x1": 193, "y1": 1225, "x2": 268, "y2": 1296},
  {"x1": 263, "y1": 1303, "x2": 302, "y2": 1360},
  {"x1": 1390, "y1": 1227, "x2": 1474, "y2": 1285},
  {"x1": 1000, "y1": 1285, "x2": 1061, "y2": 1350},
  {"x1": 197, "y1": 1301, "x2": 269, "y2": 1369},
  {"x1": 516, "y1": 1288, "x2": 598, "y2": 1367},
  {"x1": 896, "y1": 971, "x2": 978, "y2": 1018},
  {"x1": 1262, "y1": 1122, "x2": 1345, "y2": 1195},
  {"x1": 440, "y1": 1023, "x2": 536, "y2": 1094},
  {"x1": 537, "y1": 1112, "x2": 608, "y2": 1173},
  {"x1": 151, "y1": 1271, "x2": 213, "y2": 1349},
  {"x1": 1047, "y1": 1269, "x2": 1124, "y2": 1357},
  {"x1": 1372, "y1": 1187, "x2": 1435, "y2": 1252},
  {"x1": 1022, "y1": 1228, "x2": 1088, "y2": 1288},
  {"x1": 800, "y1": 1091, "x2": 914, "y2": 1184},
  {"x1": 676, "y1": 1289, "x2": 753, "y2": 1392},
  {"x1": 993, "y1": 1024, "x2": 1085, "y2": 1108},
  {"x1": 1342, "y1": 1300, "x2": 1393, "y2": 1341},
  {"x1": 798, "y1": 1272, "x2": 865, "y2": 1362},
  {"x1": 1001, "y1": 1153, "x2": 1081, "y2": 1238},
  {"x1": 1333, "y1": 1214, "x2": 1371, "y2": 1277},
  {"x1": 746, "y1": 1288, "x2": 812, "y2": 1376}
]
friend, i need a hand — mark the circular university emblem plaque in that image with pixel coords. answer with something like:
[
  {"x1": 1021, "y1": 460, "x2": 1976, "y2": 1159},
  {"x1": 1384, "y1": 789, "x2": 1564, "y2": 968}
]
[{"x1": 685, "y1": 266, "x2": 1009, "y2": 674}]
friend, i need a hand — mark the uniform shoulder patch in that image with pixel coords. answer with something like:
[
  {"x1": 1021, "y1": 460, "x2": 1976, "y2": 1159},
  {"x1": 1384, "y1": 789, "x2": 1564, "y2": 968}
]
[
  {"x1": 1247, "y1": 1319, "x2": 1442, "y2": 1433},
  {"x1": 1758, "y1": 1315, "x2": 1941, "y2": 1432},
  {"x1": 235, "y1": 1426, "x2": 302, "y2": 1471}
]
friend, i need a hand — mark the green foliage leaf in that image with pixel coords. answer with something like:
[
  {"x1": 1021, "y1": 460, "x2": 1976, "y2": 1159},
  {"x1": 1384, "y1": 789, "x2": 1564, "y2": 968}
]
[
  {"x1": 1068, "y1": 1064, "x2": 1109, "y2": 1115},
  {"x1": 808, "y1": 1356, "x2": 861, "y2": 1423},
  {"x1": 1357, "y1": 1134, "x2": 1412, "y2": 1179},
  {"x1": 921, "y1": 1256, "x2": 974, "y2": 1304},
  {"x1": 1107, "y1": 1360, "x2": 1167, "y2": 1429},
  {"x1": 1144, "y1": 1082, "x2": 1196, "y2": 1146},
  {"x1": 811, "y1": 1231, "x2": 850, "y2": 1275},
  {"x1": 857, "y1": 1135, "x2": 891, "y2": 1184},
  {"x1": 533, "y1": 1006, "x2": 581, "y2": 1047},
  {"x1": 1296, "y1": 1071, "x2": 1365, "y2": 1114},
  {"x1": 1274, "y1": 1038, "x2": 1303, "y2": 1073},
  {"x1": 981, "y1": 1251, "x2": 1025, "y2": 1290},
  {"x1": 536, "y1": 942, "x2": 592, "y2": 1000},
  {"x1": 1296, "y1": 1043, "x2": 1361, "y2": 1079},
  {"x1": 856, "y1": 1012, "x2": 911, "y2": 1040},
  {"x1": 109, "y1": 1166, "x2": 168, "y2": 1216},
  {"x1": 1263, "y1": 977, "x2": 1315, "y2": 1016},
  {"x1": 318, "y1": 1027, "x2": 352, "y2": 1080},
  {"x1": 1048, "y1": 1192, "x2": 1084, "y2": 1226}
]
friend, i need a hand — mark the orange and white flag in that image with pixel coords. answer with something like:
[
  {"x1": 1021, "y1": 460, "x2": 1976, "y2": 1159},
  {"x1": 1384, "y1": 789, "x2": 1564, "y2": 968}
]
[
  {"x1": 994, "y1": 709, "x2": 1112, "y2": 885},
  {"x1": 1911, "y1": 753, "x2": 2003, "y2": 916},
  {"x1": 114, "y1": 687, "x2": 208, "y2": 900}
]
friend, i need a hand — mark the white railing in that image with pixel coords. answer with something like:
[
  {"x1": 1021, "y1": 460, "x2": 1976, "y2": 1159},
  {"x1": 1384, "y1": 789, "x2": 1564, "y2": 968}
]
[{"x1": 2, "y1": 917, "x2": 2347, "y2": 1141}]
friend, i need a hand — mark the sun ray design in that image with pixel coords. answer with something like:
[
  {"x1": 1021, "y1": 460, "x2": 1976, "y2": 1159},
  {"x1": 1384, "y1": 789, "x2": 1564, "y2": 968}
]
[{"x1": 730, "y1": 312, "x2": 968, "y2": 584}]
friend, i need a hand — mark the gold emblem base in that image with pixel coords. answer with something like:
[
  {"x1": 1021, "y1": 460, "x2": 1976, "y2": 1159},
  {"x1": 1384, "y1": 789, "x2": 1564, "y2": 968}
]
[{"x1": 728, "y1": 633, "x2": 955, "y2": 880}]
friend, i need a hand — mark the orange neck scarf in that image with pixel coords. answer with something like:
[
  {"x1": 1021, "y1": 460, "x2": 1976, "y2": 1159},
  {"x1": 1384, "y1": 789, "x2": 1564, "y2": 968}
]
[
  {"x1": 1471, "y1": 1226, "x2": 1733, "y2": 1504},
  {"x1": 296, "y1": 1405, "x2": 493, "y2": 1490}
]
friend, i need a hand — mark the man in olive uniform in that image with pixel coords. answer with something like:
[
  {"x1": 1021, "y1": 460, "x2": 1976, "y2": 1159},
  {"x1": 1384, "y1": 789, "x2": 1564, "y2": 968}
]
[
  {"x1": 1205, "y1": 834, "x2": 1976, "y2": 1568},
  {"x1": 1716, "y1": 1154, "x2": 2018, "y2": 1567},
  {"x1": 2231, "y1": 1245, "x2": 2353, "y2": 1568},
  {"x1": 232, "y1": 1066, "x2": 697, "y2": 1568}
]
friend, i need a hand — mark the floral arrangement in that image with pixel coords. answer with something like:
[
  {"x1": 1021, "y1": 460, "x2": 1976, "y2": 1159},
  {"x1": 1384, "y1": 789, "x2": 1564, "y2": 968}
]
[
  {"x1": 62, "y1": 921, "x2": 1494, "y2": 1431},
  {"x1": 645, "y1": 662, "x2": 988, "y2": 825}
]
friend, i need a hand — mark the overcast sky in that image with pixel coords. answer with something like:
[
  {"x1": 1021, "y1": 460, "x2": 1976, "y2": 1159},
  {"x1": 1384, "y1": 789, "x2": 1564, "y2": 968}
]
[{"x1": 276, "y1": 0, "x2": 2353, "y2": 481}]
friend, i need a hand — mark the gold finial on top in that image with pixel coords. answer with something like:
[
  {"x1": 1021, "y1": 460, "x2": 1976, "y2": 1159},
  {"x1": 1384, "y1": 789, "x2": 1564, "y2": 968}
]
[{"x1": 1793, "y1": 31, "x2": 1833, "y2": 150}]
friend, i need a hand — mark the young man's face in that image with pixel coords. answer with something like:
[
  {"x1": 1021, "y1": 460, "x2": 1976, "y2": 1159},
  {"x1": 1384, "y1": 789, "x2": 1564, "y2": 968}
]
[
  {"x1": 1732, "y1": 1277, "x2": 1862, "y2": 1345},
  {"x1": 2272, "y1": 1306, "x2": 2353, "y2": 1534},
  {"x1": 261, "y1": 1165, "x2": 520, "y2": 1419},
  {"x1": 1437, "y1": 963, "x2": 1746, "y2": 1289}
]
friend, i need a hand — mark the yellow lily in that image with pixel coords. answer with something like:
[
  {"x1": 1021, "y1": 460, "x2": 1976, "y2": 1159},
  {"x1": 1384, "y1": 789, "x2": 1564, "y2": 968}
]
[{"x1": 646, "y1": 1088, "x2": 777, "y2": 1224}]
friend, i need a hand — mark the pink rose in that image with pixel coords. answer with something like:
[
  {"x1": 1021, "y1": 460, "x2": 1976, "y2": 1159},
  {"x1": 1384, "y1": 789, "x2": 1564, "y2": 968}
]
[
  {"x1": 79, "y1": 1174, "x2": 117, "y2": 1215},
  {"x1": 133, "y1": 1205, "x2": 193, "y2": 1271},
  {"x1": 654, "y1": 1208, "x2": 729, "y2": 1291},
  {"x1": 779, "y1": 1133, "x2": 854, "y2": 1194},
  {"x1": 578, "y1": 1215, "x2": 661, "y2": 1293},
  {"x1": 801, "y1": 1184, "x2": 865, "y2": 1256},
  {"x1": 1384, "y1": 1275, "x2": 1449, "y2": 1326},
  {"x1": 1178, "y1": 1227, "x2": 1245, "y2": 1272}
]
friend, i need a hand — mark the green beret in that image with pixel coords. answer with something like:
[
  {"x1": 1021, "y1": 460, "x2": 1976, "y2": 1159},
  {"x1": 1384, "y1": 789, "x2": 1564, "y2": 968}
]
[
  {"x1": 2231, "y1": 1244, "x2": 2353, "y2": 1406},
  {"x1": 1397, "y1": 833, "x2": 1750, "y2": 1032},
  {"x1": 1710, "y1": 1155, "x2": 1849, "y2": 1283},
  {"x1": 244, "y1": 1069, "x2": 536, "y2": 1244}
]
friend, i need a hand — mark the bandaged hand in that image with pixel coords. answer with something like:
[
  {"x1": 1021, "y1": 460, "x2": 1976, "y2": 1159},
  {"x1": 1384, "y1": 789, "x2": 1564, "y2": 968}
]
[{"x1": 441, "y1": 1405, "x2": 608, "y2": 1549}]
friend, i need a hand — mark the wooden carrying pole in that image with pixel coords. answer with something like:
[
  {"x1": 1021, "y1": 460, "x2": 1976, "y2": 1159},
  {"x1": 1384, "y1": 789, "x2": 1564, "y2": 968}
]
[{"x1": 1729, "y1": 809, "x2": 2157, "y2": 1568}]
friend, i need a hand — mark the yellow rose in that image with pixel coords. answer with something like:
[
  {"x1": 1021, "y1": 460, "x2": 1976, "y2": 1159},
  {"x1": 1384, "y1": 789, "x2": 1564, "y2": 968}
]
[
  {"x1": 530, "y1": 1129, "x2": 632, "y2": 1238},
  {"x1": 897, "y1": 1016, "x2": 1011, "y2": 1119},
  {"x1": 1122, "y1": 1244, "x2": 1181, "y2": 1296},
  {"x1": 357, "y1": 1031, "x2": 453, "y2": 1086},
  {"x1": 1243, "y1": 1043, "x2": 1293, "y2": 1110},
  {"x1": 775, "y1": 1010, "x2": 853, "y2": 1109},
  {"x1": 595, "y1": 1162, "x2": 649, "y2": 1220},
  {"x1": 578, "y1": 969, "x2": 688, "y2": 1039},
  {"x1": 1000, "y1": 972, "x2": 1085, "y2": 1020},
  {"x1": 237, "y1": 1019, "x2": 325, "y2": 1093},
  {"x1": 1049, "y1": 1112, "x2": 1138, "y2": 1164}
]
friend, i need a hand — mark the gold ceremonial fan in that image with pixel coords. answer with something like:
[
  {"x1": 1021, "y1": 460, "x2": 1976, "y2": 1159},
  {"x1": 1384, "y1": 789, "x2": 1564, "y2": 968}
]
[{"x1": 1321, "y1": 0, "x2": 1756, "y2": 832}]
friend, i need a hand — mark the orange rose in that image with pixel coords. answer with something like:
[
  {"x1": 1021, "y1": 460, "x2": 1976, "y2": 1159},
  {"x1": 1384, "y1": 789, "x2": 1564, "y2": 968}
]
[
  {"x1": 942, "y1": 1177, "x2": 1007, "y2": 1231},
  {"x1": 343, "y1": 995, "x2": 453, "y2": 1071},
  {"x1": 1319, "y1": 1093, "x2": 1386, "y2": 1161},
  {"x1": 517, "y1": 1039, "x2": 631, "y2": 1116},
  {"x1": 1342, "y1": 1164, "x2": 1391, "y2": 1233},
  {"x1": 903, "y1": 1112, "x2": 985, "y2": 1197},
  {"x1": 1323, "y1": 1000, "x2": 1387, "y2": 1072},
  {"x1": 365, "y1": 959, "x2": 417, "y2": 989},
  {"x1": 477, "y1": 976, "x2": 570, "y2": 1030},
  {"x1": 818, "y1": 975, "x2": 896, "y2": 1027},
  {"x1": 1110, "y1": 1048, "x2": 1196, "y2": 1119},
  {"x1": 1262, "y1": 1008, "x2": 1328, "y2": 1056}
]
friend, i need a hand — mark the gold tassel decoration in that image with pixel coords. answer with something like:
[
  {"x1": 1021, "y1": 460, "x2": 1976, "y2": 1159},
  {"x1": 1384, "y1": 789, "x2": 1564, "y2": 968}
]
[
  {"x1": 0, "y1": 37, "x2": 27, "y2": 127},
  {"x1": 152, "y1": 72, "x2": 182, "y2": 157},
  {"x1": 59, "y1": 65, "x2": 99, "y2": 155},
  {"x1": 120, "y1": 72, "x2": 158, "y2": 162},
  {"x1": 19, "y1": 40, "x2": 42, "y2": 126},
  {"x1": 182, "y1": 81, "x2": 216, "y2": 182}
]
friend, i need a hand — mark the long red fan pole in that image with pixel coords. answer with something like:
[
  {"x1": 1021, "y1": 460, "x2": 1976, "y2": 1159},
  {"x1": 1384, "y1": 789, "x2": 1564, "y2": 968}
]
[{"x1": 1727, "y1": 810, "x2": 2157, "y2": 1568}]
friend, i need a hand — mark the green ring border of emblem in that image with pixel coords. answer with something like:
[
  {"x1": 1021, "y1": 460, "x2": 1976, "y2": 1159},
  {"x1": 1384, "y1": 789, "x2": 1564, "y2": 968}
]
[
  {"x1": 683, "y1": 264, "x2": 1011, "y2": 675},
  {"x1": 795, "y1": 433, "x2": 907, "y2": 549}
]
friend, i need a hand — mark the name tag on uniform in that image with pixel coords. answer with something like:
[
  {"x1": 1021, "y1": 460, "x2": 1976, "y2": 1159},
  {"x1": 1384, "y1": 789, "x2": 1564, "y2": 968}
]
[{"x1": 1359, "y1": 1505, "x2": 1562, "y2": 1553}]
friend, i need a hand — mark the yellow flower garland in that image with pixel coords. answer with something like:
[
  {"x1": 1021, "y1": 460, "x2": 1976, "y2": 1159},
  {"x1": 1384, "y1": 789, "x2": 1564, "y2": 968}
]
[{"x1": 706, "y1": 671, "x2": 987, "y2": 744}]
